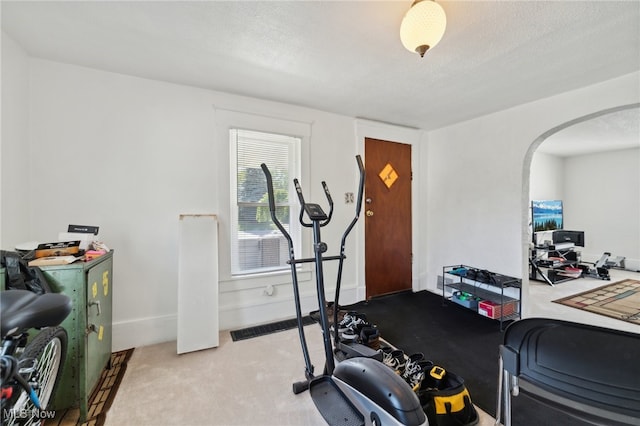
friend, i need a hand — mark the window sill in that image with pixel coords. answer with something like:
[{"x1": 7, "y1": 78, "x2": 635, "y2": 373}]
[{"x1": 220, "y1": 268, "x2": 311, "y2": 293}]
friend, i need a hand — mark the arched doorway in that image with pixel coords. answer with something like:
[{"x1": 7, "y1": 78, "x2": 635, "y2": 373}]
[{"x1": 521, "y1": 103, "x2": 640, "y2": 328}]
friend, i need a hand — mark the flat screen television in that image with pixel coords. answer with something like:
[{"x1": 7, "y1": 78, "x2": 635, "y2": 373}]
[
  {"x1": 531, "y1": 200, "x2": 563, "y2": 232},
  {"x1": 553, "y1": 230, "x2": 585, "y2": 247}
]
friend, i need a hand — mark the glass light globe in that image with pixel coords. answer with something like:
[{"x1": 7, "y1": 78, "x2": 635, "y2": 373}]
[{"x1": 400, "y1": 0, "x2": 447, "y2": 57}]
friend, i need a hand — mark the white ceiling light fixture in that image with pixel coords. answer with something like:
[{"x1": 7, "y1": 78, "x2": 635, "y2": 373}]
[{"x1": 400, "y1": 0, "x2": 447, "y2": 57}]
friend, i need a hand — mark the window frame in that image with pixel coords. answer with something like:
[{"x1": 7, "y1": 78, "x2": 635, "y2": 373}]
[
  {"x1": 213, "y1": 108, "x2": 311, "y2": 287},
  {"x1": 229, "y1": 128, "x2": 302, "y2": 276}
]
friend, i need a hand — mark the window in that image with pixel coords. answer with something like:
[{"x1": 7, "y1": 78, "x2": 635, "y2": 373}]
[{"x1": 230, "y1": 129, "x2": 301, "y2": 275}]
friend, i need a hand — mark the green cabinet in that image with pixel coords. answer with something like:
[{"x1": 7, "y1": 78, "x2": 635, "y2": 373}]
[{"x1": 38, "y1": 251, "x2": 113, "y2": 421}]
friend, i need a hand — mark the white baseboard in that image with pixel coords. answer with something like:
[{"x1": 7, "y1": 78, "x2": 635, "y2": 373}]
[
  {"x1": 111, "y1": 286, "x2": 360, "y2": 351},
  {"x1": 112, "y1": 314, "x2": 176, "y2": 352},
  {"x1": 219, "y1": 286, "x2": 360, "y2": 331}
]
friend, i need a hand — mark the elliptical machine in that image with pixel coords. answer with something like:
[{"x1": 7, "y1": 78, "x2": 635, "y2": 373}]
[{"x1": 261, "y1": 156, "x2": 426, "y2": 426}]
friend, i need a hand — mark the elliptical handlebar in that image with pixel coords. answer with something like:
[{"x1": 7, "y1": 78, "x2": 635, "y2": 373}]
[
  {"x1": 354, "y1": 155, "x2": 365, "y2": 218},
  {"x1": 293, "y1": 178, "x2": 305, "y2": 206},
  {"x1": 261, "y1": 163, "x2": 277, "y2": 213},
  {"x1": 293, "y1": 179, "x2": 308, "y2": 228},
  {"x1": 293, "y1": 178, "x2": 334, "y2": 227},
  {"x1": 332, "y1": 154, "x2": 366, "y2": 347},
  {"x1": 261, "y1": 163, "x2": 314, "y2": 384},
  {"x1": 260, "y1": 163, "x2": 292, "y2": 244},
  {"x1": 321, "y1": 181, "x2": 334, "y2": 224},
  {"x1": 263, "y1": 155, "x2": 361, "y2": 231}
]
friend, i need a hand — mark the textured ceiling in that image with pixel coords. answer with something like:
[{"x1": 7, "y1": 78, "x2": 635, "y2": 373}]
[
  {"x1": 2, "y1": 1, "x2": 639, "y2": 154},
  {"x1": 539, "y1": 107, "x2": 640, "y2": 157}
]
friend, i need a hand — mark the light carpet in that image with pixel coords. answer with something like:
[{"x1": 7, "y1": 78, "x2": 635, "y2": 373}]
[{"x1": 104, "y1": 325, "x2": 494, "y2": 425}]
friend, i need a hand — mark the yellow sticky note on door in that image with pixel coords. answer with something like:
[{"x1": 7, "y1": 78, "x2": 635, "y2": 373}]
[{"x1": 379, "y1": 163, "x2": 398, "y2": 188}]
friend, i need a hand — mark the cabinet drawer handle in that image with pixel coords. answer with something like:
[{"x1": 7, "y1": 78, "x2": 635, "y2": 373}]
[{"x1": 89, "y1": 300, "x2": 101, "y2": 316}]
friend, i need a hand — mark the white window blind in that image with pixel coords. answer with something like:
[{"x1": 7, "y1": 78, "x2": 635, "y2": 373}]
[{"x1": 230, "y1": 129, "x2": 301, "y2": 275}]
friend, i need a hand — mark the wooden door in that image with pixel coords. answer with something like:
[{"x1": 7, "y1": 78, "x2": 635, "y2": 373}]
[{"x1": 364, "y1": 138, "x2": 412, "y2": 298}]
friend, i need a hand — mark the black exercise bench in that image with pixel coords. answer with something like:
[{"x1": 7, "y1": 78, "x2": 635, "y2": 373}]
[{"x1": 496, "y1": 318, "x2": 640, "y2": 425}]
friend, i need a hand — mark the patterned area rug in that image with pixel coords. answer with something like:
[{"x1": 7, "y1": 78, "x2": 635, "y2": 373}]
[
  {"x1": 50, "y1": 349, "x2": 134, "y2": 426},
  {"x1": 553, "y1": 279, "x2": 640, "y2": 325}
]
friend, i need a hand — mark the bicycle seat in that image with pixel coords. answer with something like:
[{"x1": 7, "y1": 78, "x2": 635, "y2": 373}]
[{"x1": 1, "y1": 290, "x2": 72, "y2": 337}]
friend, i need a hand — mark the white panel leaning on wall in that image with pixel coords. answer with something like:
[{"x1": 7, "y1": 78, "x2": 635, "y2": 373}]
[{"x1": 177, "y1": 214, "x2": 219, "y2": 354}]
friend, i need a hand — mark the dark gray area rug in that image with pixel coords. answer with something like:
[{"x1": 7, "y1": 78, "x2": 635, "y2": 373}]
[{"x1": 343, "y1": 290, "x2": 585, "y2": 426}]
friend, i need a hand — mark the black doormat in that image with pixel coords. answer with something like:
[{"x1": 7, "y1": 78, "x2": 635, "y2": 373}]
[
  {"x1": 230, "y1": 316, "x2": 315, "y2": 341},
  {"x1": 343, "y1": 290, "x2": 585, "y2": 426}
]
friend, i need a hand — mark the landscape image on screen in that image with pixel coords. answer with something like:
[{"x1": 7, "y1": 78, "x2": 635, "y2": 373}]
[{"x1": 532, "y1": 200, "x2": 563, "y2": 231}]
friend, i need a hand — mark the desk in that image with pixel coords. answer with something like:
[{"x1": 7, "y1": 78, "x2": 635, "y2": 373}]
[{"x1": 529, "y1": 245, "x2": 580, "y2": 286}]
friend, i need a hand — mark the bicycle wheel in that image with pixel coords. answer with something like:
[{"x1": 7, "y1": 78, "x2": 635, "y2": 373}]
[{"x1": 3, "y1": 327, "x2": 67, "y2": 426}]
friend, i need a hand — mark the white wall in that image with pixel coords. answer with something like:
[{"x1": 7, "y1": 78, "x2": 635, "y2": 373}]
[
  {"x1": 564, "y1": 148, "x2": 640, "y2": 267},
  {"x1": 423, "y1": 73, "x2": 640, "y2": 318},
  {"x1": 2, "y1": 43, "x2": 421, "y2": 350},
  {"x1": 1, "y1": 33, "x2": 31, "y2": 246},
  {"x1": 530, "y1": 152, "x2": 564, "y2": 201},
  {"x1": 424, "y1": 111, "x2": 526, "y2": 280},
  {"x1": 3, "y1": 30, "x2": 639, "y2": 349}
]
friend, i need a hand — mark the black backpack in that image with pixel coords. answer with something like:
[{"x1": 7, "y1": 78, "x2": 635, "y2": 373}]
[{"x1": 1, "y1": 250, "x2": 52, "y2": 294}]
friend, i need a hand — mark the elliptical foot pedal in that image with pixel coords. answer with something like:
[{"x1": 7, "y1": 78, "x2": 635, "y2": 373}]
[{"x1": 309, "y1": 376, "x2": 364, "y2": 426}]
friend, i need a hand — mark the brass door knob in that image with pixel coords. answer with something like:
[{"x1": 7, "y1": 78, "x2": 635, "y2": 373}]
[{"x1": 366, "y1": 210, "x2": 374, "y2": 217}]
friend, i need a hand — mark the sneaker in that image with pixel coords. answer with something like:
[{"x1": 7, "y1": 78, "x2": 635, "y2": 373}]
[
  {"x1": 402, "y1": 353, "x2": 425, "y2": 380},
  {"x1": 406, "y1": 369, "x2": 425, "y2": 392},
  {"x1": 407, "y1": 360, "x2": 434, "y2": 392},
  {"x1": 335, "y1": 311, "x2": 367, "y2": 332},
  {"x1": 340, "y1": 329, "x2": 360, "y2": 342},
  {"x1": 340, "y1": 316, "x2": 370, "y2": 339},
  {"x1": 383, "y1": 349, "x2": 406, "y2": 373},
  {"x1": 342, "y1": 314, "x2": 368, "y2": 333},
  {"x1": 380, "y1": 346, "x2": 394, "y2": 359},
  {"x1": 335, "y1": 311, "x2": 356, "y2": 331},
  {"x1": 360, "y1": 326, "x2": 380, "y2": 350}
]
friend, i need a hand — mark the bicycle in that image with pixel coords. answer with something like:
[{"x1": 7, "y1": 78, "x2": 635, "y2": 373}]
[{"x1": 1, "y1": 289, "x2": 72, "y2": 426}]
